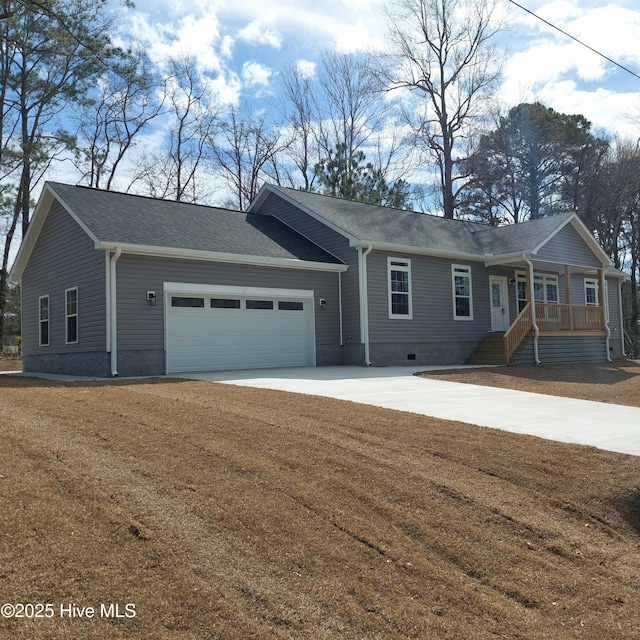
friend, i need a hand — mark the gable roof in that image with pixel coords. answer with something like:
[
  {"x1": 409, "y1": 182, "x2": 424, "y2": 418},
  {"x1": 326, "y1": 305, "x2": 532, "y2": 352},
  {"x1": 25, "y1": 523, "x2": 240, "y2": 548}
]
[
  {"x1": 251, "y1": 184, "x2": 487, "y2": 255},
  {"x1": 251, "y1": 184, "x2": 613, "y2": 267},
  {"x1": 10, "y1": 183, "x2": 346, "y2": 280}
]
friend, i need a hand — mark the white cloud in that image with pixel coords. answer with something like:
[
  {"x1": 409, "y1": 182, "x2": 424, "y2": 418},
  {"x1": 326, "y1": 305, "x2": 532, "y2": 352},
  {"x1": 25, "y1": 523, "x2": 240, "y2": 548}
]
[
  {"x1": 333, "y1": 20, "x2": 382, "y2": 53},
  {"x1": 220, "y1": 35, "x2": 234, "y2": 59},
  {"x1": 500, "y1": 1, "x2": 640, "y2": 135},
  {"x1": 116, "y1": 0, "x2": 640, "y2": 157},
  {"x1": 126, "y1": 11, "x2": 224, "y2": 71},
  {"x1": 238, "y1": 20, "x2": 282, "y2": 49},
  {"x1": 295, "y1": 59, "x2": 316, "y2": 79},
  {"x1": 242, "y1": 61, "x2": 273, "y2": 87},
  {"x1": 539, "y1": 82, "x2": 640, "y2": 138}
]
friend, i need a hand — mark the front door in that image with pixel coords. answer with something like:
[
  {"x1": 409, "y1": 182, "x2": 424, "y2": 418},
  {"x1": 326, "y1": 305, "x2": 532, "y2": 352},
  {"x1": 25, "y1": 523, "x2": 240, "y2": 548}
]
[{"x1": 490, "y1": 276, "x2": 510, "y2": 332}]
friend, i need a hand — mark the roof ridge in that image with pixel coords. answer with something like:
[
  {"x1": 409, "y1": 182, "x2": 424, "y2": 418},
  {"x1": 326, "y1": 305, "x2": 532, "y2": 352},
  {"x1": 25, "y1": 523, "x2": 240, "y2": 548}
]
[
  {"x1": 47, "y1": 181, "x2": 247, "y2": 216},
  {"x1": 273, "y1": 184, "x2": 493, "y2": 228},
  {"x1": 470, "y1": 211, "x2": 576, "y2": 235}
]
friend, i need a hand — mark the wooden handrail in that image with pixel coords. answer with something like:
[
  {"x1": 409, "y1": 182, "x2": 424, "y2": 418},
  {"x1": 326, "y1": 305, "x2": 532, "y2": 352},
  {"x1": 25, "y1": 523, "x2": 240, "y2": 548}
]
[
  {"x1": 503, "y1": 302, "x2": 606, "y2": 363},
  {"x1": 534, "y1": 302, "x2": 605, "y2": 331},
  {"x1": 504, "y1": 302, "x2": 533, "y2": 364}
]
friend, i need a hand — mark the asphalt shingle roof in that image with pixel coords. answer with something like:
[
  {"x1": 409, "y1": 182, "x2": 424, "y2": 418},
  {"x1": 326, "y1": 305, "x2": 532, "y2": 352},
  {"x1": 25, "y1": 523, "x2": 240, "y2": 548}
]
[
  {"x1": 268, "y1": 186, "x2": 486, "y2": 254},
  {"x1": 48, "y1": 182, "x2": 343, "y2": 265},
  {"x1": 266, "y1": 185, "x2": 576, "y2": 258}
]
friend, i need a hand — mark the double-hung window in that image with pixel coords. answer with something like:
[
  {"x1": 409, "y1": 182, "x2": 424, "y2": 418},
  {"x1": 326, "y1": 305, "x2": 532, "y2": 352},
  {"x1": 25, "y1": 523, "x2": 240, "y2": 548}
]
[
  {"x1": 585, "y1": 279, "x2": 599, "y2": 306},
  {"x1": 39, "y1": 295, "x2": 50, "y2": 347},
  {"x1": 452, "y1": 265, "x2": 473, "y2": 320},
  {"x1": 65, "y1": 287, "x2": 78, "y2": 344},
  {"x1": 388, "y1": 258, "x2": 412, "y2": 319},
  {"x1": 517, "y1": 272, "x2": 559, "y2": 307}
]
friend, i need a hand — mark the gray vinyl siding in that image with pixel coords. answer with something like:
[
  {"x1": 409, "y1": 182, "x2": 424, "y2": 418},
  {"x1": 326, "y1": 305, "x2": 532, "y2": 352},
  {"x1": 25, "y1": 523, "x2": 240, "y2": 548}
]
[
  {"x1": 565, "y1": 273, "x2": 622, "y2": 350},
  {"x1": 255, "y1": 191, "x2": 361, "y2": 343},
  {"x1": 536, "y1": 225, "x2": 602, "y2": 268},
  {"x1": 366, "y1": 251, "x2": 500, "y2": 344},
  {"x1": 115, "y1": 254, "x2": 341, "y2": 359},
  {"x1": 21, "y1": 202, "x2": 106, "y2": 356}
]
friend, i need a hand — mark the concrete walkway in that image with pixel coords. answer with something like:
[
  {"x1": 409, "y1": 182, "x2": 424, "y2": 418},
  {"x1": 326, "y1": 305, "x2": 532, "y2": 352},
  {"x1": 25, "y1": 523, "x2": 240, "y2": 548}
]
[{"x1": 177, "y1": 366, "x2": 640, "y2": 457}]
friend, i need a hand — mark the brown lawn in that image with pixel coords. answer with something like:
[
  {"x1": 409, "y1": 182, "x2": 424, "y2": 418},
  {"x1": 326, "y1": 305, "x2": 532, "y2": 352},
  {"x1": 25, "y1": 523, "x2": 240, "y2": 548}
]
[
  {"x1": 419, "y1": 359, "x2": 640, "y2": 408},
  {"x1": 0, "y1": 373, "x2": 639, "y2": 639},
  {"x1": 0, "y1": 357, "x2": 21, "y2": 372}
]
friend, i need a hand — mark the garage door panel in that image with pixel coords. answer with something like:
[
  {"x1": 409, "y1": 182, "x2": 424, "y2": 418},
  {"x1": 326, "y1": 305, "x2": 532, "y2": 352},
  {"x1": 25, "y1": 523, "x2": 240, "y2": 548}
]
[{"x1": 167, "y1": 292, "x2": 314, "y2": 372}]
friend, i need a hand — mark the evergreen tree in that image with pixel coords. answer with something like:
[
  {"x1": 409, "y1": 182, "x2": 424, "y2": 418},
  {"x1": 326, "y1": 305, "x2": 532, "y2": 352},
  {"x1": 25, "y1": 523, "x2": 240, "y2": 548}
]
[
  {"x1": 461, "y1": 103, "x2": 608, "y2": 223},
  {"x1": 314, "y1": 144, "x2": 411, "y2": 209}
]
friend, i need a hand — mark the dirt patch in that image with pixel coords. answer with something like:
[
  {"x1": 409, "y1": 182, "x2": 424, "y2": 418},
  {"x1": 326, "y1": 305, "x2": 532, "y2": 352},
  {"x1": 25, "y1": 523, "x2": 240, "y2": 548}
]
[
  {"x1": 0, "y1": 375, "x2": 639, "y2": 639},
  {"x1": 0, "y1": 357, "x2": 21, "y2": 372},
  {"x1": 419, "y1": 359, "x2": 640, "y2": 407}
]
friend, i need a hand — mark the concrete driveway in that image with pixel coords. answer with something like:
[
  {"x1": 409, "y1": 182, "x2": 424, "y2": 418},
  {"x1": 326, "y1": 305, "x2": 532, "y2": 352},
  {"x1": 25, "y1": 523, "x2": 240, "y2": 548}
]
[{"x1": 177, "y1": 366, "x2": 640, "y2": 457}]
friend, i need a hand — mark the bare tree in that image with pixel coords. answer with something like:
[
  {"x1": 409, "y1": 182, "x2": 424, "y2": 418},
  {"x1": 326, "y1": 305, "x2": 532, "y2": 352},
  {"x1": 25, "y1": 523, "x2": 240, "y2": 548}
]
[
  {"x1": 378, "y1": 0, "x2": 503, "y2": 218},
  {"x1": 75, "y1": 46, "x2": 165, "y2": 190},
  {"x1": 580, "y1": 138, "x2": 640, "y2": 355},
  {"x1": 210, "y1": 102, "x2": 288, "y2": 210},
  {"x1": 271, "y1": 62, "x2": 319, "y2": 191},
  {"x1": 131, "y1": 55, "x2": 221, "y2": 203},
  {"x1": 316, "y1": 51, "x2": 385, "y2": 160},
  {"x1": 275, "y1": 52, "x2": 413, "y2": 198}
]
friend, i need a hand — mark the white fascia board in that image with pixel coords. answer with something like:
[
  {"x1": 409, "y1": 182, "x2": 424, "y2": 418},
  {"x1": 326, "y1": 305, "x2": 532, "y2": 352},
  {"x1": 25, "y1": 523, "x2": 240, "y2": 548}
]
[
  {"x1": 483, "y1": 252, "x2": 532, "y2": 267},
  {"x1": 164, "y1": 282, "x2": 315, "y2": 299},
  {"x1": 533, "y1": 213, "x2": 613, "y2": 267},
  {"x1": 604, "y1": 266, "x2": 627, "y2": 279},
  {"x1": 47, "y1": 183, "x2": 102, "y2": 247},
  {"x1": 10, "y1": 183, "x2": 101, "y2": 282},
  {"x1": 351, "y1": 240, "x2": 485, "y2": 262},
  {"x1": 97, "y1": 242, "x2": 348, "y2": 272},
  {"x1": 9, "y1": 188, "x2": 54, "y2": 281},
  {"x1": 248, "y1": 183, "x2": 272, "y2": 211}
]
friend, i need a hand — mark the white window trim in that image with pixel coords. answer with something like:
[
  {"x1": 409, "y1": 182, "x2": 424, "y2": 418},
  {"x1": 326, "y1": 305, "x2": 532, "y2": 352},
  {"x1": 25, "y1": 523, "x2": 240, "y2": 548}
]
[
  {"x1": 39, "y1": 295, "x2": 50, "y2": 347},
  {"x1": 584, "y1": 278, "x2": 599, "y2": 306},
  {"x1": 452, "y1": 264, "x2": 473, "y2": 321},
  {"x1": 387, "y1": 257, "x2": 412, "y2": 319},
  {"x1": 516, "y1": 272, "x2": 559, "y2": 304},
  {"x1": 65, "y1": 287, "x2": 78, "y2": 344}
]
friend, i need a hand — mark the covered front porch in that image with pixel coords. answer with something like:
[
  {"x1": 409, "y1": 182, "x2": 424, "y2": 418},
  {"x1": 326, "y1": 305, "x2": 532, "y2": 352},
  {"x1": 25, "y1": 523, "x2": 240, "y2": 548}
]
[
  {"x1": 477, "y1": 239, "x2": 616, "y2": 364},
  {"x1": 464, "y1": 212, "x2": 625, "y2": 366},
  {"x1": 502, "y1": 263, "x2": 610, "y2": 364}
]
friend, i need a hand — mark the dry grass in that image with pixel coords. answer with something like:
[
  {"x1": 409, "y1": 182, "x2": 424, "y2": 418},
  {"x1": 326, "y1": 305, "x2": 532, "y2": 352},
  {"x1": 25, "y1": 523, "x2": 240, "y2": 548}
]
[
  {"x1": 0, "y1": 373, "x2": 639, "y2": 639},
  {"x1": 420, "y1": 359, "x2": 640, "y2": 408},
  {"x1": 0, "y1": 357, "x2": 21, "y2": 372}
]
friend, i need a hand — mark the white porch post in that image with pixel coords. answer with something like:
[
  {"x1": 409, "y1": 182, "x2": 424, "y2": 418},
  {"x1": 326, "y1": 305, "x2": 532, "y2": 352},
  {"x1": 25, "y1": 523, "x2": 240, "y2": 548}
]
[
  {"x1": 565, "y1": 265, "x2": 573, "y2": 330},
  {"x1": 525, "y1": 255, "x2": 541, "y2": 364},
  {"x1": 599, "y1": 267, "x2": 612, "y2": 361}
]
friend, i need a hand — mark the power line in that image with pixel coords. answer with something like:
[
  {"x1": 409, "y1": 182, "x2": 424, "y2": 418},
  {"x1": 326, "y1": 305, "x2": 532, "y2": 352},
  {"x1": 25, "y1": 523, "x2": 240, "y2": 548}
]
[{"x1": 508, "y1": 0, "x2": 640, "y2": 82}]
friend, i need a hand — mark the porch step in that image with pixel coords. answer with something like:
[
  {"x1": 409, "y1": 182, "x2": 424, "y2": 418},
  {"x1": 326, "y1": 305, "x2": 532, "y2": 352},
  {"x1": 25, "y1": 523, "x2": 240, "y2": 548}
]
[{"x1": 465, "y1": 332, "x2": 507, "y2": 366}]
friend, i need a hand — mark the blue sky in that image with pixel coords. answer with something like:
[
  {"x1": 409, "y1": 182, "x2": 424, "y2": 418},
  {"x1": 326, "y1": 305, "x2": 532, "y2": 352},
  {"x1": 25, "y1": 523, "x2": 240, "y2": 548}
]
[{"x1": 116, "y1": 0, "x2": 640, "y2": 138}]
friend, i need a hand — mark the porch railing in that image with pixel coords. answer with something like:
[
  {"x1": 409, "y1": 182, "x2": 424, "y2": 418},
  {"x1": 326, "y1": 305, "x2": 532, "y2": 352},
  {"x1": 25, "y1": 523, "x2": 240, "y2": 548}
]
[
  {"x1": 534, "y1": 303, "x2": 605, "y2": 331},
  {"x1": 503, "y1": 302, "x2": 606, "y2": 363},
  {"x1": 504, "y1": 302, "x2": 533, "y2": 364}
]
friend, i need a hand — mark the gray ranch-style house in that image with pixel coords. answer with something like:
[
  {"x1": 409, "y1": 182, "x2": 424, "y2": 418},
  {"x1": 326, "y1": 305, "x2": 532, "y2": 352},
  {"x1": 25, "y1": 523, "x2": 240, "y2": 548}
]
[{"x1": 10, "y1": 181, "x2": 626, "y2": 377}]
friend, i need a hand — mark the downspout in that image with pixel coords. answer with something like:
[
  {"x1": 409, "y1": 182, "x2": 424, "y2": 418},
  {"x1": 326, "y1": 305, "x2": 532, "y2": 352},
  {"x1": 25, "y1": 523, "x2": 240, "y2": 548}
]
[
  {"x1": 109, "y1": 248, "x2": 122, "y2": 377},
  {"x1": 358, "y1": 244, "x2": 373, "y2": 365},
  {"x1": 601, "y1": 267, "x2": 612, "y2": 362},
  {"x1": 617, "y1": 275, "x2": 625, "y2": 357},
  {"x1": 524, "y1": 255, "x2": 541, "y2": 365},
  {"x1": 338, "y1": 271, "x2": 344, "y2": 346}
]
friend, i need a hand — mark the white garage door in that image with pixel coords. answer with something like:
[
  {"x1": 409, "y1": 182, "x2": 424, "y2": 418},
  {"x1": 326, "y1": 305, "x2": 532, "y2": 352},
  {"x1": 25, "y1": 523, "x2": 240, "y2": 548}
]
[{"x1": 166, "y1": 286, "x2": 315, "y2": 373}]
